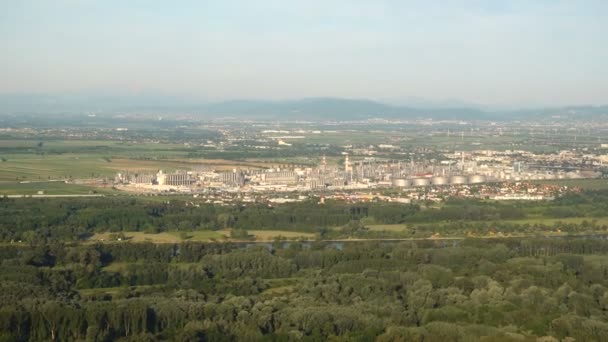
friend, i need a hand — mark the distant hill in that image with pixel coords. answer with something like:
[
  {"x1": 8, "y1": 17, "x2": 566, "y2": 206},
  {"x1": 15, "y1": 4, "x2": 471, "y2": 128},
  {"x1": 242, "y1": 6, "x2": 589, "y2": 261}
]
[
  {"x1": 1, "y1": 94, "x2": 607, "y2": 122},
  {"x1": 196, "y1": 98, "x2": 490, "y2": 121}
]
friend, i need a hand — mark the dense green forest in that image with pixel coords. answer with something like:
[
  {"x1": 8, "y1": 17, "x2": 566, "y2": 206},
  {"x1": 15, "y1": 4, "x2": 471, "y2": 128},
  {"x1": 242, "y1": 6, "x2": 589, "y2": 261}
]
[
  {"x1": 3, "y1": 192, "x2": 608, "y2": 340},
  {"x1": 2, "y1": 190, "x2": 608, "y2": 243},
  {"x1": 2, "y1": 239, "x2": 608, "y2": 340}
]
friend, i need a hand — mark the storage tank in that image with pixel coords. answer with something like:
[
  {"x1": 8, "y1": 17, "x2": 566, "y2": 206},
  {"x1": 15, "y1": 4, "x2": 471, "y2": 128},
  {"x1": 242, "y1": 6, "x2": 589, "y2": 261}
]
[
  {"x1": 412, "y1": 178, "x2": 430, "y2": 187},
  {"x1": 392, "y1": 178, "x2": 411, "y2": 187},
  {"x1": 469, "y1": 175, "x2": 487, "y2": 184},
  {"x1": 450, "y1": 175, "x2": 468, "y2": 185},
  {"x1": 432, "y1": 176, "x2": 448, "y2": 186}
]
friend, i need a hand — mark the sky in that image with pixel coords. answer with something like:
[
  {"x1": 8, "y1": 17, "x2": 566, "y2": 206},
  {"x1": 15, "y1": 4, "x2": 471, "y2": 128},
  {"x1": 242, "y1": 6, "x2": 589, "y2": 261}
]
[{"x1": 1, "y1": 0, "x2": 607, "y2": 106}]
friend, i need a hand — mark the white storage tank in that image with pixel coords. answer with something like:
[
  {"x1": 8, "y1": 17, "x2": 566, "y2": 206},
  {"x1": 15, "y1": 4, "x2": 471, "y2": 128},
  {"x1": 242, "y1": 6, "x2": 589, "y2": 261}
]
[
  {"x1": 432, "y1": 176, "x2": 448, "y2": 186},
  {"x1": 392, "y1": 178, "x2": 411, "y2": 187},
  {"x1": 469, "y1": 175, "x2": 487, "y2": 184},
  {"x1": 412, "y1": 178, "x2": 431, "y2": 187},
  {"x1": 450, "y1": 175, "x2": 468, "y2": 184}
]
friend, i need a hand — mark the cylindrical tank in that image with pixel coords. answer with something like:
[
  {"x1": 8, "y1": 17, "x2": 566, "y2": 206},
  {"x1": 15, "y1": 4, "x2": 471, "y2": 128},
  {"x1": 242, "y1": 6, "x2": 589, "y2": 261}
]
[
  {"x1": 450, "y1": 175, "x2": 468, "y2": 184},
  {"x1": 432, "y1": 176, "x2": 448, "y2": 186},
  {"x1": 468, "y1": 175, "x2": 487, "y2": 184},
  {"x1": 412, "y1": 178, "x2": 430, "y2": 187},
  {"x1": 392, "y1": 178, "x2": 411, "y2": 187}
]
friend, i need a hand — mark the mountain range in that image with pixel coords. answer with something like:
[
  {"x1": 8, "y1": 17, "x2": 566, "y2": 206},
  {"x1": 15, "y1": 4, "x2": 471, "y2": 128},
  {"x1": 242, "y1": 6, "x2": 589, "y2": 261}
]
[{"x1": 0, "y1": 94, "x2": 607, "y2": 122}]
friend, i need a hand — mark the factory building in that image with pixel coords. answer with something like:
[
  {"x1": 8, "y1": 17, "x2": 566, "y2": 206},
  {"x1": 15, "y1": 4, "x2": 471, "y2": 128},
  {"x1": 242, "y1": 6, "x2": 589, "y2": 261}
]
[
  {"x1": 218, "y1": 170, "x2": 245, "y2": 186},
  {"x1": 264, "y1": 170, "x2": 298, "y2": 185},
  {"x1": 133, "y1": 174, "x2": 154, "y2": 185},
  {"x1": 156, "y1": 170, "x2": 194, "y2": 186}
]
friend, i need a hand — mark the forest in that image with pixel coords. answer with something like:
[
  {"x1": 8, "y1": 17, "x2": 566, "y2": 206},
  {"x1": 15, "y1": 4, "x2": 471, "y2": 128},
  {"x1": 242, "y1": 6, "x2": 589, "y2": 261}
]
[
  {"x1": 2, "y1": 190, "x2": 608, "y2": 243},
  {"x1": 3, "y1": 192, "x2": 608, "y2": 340},
  {"x1": 2, "y1": 238, "x2": 608, "y2": 340}
]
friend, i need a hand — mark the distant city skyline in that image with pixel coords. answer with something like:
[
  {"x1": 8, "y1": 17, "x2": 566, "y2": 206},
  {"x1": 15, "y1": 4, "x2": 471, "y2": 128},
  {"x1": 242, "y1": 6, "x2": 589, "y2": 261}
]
[{"x1": 1, "y1": 1, "x2": 607, "y2": 106}]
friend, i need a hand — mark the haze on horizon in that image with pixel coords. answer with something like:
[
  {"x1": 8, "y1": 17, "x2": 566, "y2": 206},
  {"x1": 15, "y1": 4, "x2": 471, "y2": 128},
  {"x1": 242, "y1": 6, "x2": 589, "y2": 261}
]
[{"x1": 1, "y1": 0, "x2": 607, "y2": 107}]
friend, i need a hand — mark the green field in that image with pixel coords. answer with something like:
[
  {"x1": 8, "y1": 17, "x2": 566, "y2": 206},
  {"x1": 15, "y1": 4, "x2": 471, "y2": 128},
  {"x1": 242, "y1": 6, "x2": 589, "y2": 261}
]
[
  {"x1": 0, "y1": 154, "x2": 198, "y2": 182},
  {"x1": 298, "y1": 131, "x2": 398, "y2": 145},
  {"x1": 0, "y1": 181, "x2": 118, "y2": 195},
  {"x1": 90, "y1": 229, "x2": 316, "y2": 243},
  {"x1": 380, "y1": 217, "x2": 608, "y2": 232},
  {"x1": 365, "y1": 224, "x2": 409, "y2": 232},
  {"x1": 535, "y1": 179, "x2": 608, "y2": 190},
  {"x1": 0, "y1": 139, "x2": 269, "y2": 184},
  {"x1": 361, "y1": 216, "x2": 608, "y2": 239},
  {"x1": 494, "y1": 216, "x2": 608, "y2": 226}
]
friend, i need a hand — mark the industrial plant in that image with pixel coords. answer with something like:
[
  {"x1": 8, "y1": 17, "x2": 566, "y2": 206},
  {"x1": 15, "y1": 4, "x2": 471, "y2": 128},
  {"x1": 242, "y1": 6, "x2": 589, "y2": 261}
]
[{"x1": 114, "y1": 150, "x2": 602, "y2": 193}]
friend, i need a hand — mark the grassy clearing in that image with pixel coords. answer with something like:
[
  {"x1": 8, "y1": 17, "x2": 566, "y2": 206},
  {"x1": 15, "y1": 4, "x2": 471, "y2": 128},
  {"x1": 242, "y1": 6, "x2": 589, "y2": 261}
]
[
  {"x1": 90, "y1": 232, "x2": 184, "y2": 243},
  {"x1": 404, "y1": 216, "x2": 608, "y2": 228},
  {"x1": 170, "y1": 230, "x2": 231, "y2": 241},
  {"x1": 366, "y1": 224, "x2": 409, "y2": 232},
  {"x1": 491, "y1": 217, "x2": 608, "y2": 226},
  {"x1": 248, "y1": 230, "x2": 316, "y2": 241},
  {"x1": 90, "y1": 229, "x2": 316, "y2": 243},
  {"x1": 361, "y1": 217, "x2": 608, "y2": 238},
  {"x1": 179, "y1": 229, "x2": 316, "y2": 242}
]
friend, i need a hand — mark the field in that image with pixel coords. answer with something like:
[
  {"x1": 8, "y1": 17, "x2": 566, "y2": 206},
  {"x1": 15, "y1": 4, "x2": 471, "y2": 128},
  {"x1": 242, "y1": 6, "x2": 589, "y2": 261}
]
[
  {"x1": 397, "y1": 216, "x2": 608, "y2": 229},
  {"x1": 288, "y1": 129, "x2": 570, "y2": 153},
  {"x1": 0, "y1": 181, "x2": 114, "y2": 195},
  {"x1": 494, "y1": 216, "x2": 608, "y2": 226},
  {"x1": 89, "y1": 229, "x2": 316, "y2": 243},
  {"x1": 0, "y1": 139, "x2": 271, "y2": 184},
  {"x1": 296, "y1": 131, "x2": 397, "y2": 145},
  {"x1": 535, "y1": 179, "x2": 608, "y2": 190},
  {"x1": 365, "y1": 224, "x2": 409, "y2": 232},
  {"x1": 245, "y1": 230, "x2": 316, "y2": 241}
]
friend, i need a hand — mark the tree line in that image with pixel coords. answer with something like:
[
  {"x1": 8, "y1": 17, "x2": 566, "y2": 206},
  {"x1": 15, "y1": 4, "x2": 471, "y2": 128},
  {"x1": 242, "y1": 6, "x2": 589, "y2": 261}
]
[
  {"x1": 3, "y1": 190, "x2": 608, "y2": 243},
  {"x1": 3, "y1": 238, "x2": 608, "y2": 340}
]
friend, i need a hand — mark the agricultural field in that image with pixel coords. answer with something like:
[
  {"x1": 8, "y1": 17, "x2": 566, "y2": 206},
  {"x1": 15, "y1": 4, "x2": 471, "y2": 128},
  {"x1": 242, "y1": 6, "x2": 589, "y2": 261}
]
[
  {"x1": 0, "y1": 181, "x2": 122, "y2": 196},
  {"x1": 0, "y1": 138, "x2": 270, "y2": 184},
  {"x1": 297, "y1": 131, "x2": 399, "y2": 145}
]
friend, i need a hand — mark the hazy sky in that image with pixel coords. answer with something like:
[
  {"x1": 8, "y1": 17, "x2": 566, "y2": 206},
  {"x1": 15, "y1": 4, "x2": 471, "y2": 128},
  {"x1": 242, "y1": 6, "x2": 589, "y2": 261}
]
[{"x1": 1, "y1": 0, "x2": 607, "y2": 106}]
